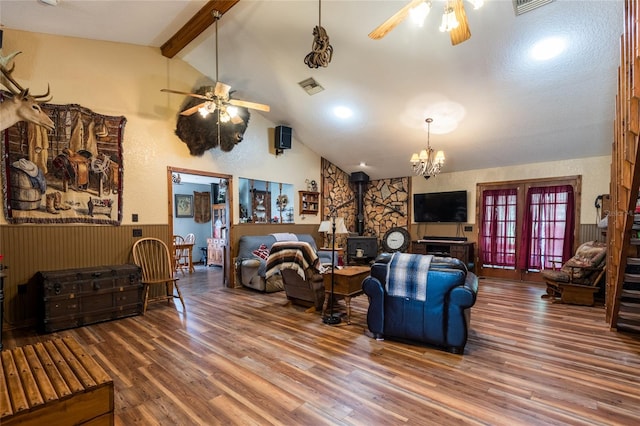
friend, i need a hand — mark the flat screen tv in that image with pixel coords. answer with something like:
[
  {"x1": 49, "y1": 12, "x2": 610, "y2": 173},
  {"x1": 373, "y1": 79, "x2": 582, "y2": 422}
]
[{"x1": 413, "y1": 190, "x2": 468, "y2": 223}]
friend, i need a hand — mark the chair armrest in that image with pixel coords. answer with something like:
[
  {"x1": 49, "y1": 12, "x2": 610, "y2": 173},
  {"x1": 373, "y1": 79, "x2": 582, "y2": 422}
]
[
  {"x1": 241, "y1": 258, "x2": 261, "y2": 268},
  {"x1": 239, "y1": 258, "x2": 261, "y2": 285},
  {"x1": 548, "y1": 260, "x2": 563, "y2": 270},
  {"x1": 362, "y1": 276, "x2": 384, "y2": 336},
  {"x1": 449, "y1": 273, "x2": 478, "y2": 308}
]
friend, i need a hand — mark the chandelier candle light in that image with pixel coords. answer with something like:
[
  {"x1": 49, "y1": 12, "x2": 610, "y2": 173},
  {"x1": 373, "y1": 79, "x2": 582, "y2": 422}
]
[{"x1": 410, "y1": 117, "x2": 445, "y2": 178}]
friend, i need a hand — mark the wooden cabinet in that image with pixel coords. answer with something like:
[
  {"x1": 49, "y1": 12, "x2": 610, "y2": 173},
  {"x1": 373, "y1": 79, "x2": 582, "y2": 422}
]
[
  {"x1": 213, "y1": 203, "x2": 227, "y2": 239},
  {"x1": 209, "y1": 203, "x2": 226, "y2": 270},
  {"x1": 299, "y1": 191, "x2": 319, "y2": 215},
  {"x1": 207, "y1": 238, "x2": 225, "y2": 267},
  {"x1": 410, "y1": 240, "x2": 475, "y2": 269}
]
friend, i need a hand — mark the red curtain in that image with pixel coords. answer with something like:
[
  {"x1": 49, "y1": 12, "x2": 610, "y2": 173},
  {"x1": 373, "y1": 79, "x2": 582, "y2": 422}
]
[
  {"x1": 480, "y1": 188, "x2": 518, "y2": 268},
  {"x1": 519, "y1": 185, "x2": 574, "y2": 271}
]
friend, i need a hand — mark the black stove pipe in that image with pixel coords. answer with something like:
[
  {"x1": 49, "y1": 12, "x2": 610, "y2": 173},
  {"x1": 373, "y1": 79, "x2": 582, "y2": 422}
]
[{"x1": 350, "y1": 172, "x2": 369, "y2": 235}]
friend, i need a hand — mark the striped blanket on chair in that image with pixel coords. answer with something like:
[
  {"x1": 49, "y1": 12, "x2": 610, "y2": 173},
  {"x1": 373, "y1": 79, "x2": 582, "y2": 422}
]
[
  {"x1": 386, "y1": 253, "x2": 433, "y2": 301},
  {"x1": 265, "y1": 241, "x2": 319, "y2": 280}
]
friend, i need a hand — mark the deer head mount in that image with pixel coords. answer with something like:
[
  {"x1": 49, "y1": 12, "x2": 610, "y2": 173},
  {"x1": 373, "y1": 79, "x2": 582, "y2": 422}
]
[{"x1": 0, "y1": 50, "x2": 55, "y2": 132}]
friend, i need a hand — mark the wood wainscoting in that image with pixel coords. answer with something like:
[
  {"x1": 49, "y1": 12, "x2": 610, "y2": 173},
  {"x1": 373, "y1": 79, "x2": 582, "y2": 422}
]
[{"x1": 0, "y1": 224, "x2": 169, "y2": 328}]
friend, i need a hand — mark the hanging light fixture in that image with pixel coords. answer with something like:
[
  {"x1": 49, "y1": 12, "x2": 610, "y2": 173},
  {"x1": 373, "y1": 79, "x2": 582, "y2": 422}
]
[
  {"x1": 439, "y1": 2, "x2": 460, "y2": 32},
  {"x1": 409, "y1": 1, "x2": 432, "y2": 27},
  {"x1": 410, "y1": 118, "x2": 445, "y2": 179}
]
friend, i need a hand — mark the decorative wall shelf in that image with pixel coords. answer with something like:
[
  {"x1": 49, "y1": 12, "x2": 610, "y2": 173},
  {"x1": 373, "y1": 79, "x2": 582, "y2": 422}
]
[{"x1": 299, "y1": 191, "x2": 319, "y2": 215}]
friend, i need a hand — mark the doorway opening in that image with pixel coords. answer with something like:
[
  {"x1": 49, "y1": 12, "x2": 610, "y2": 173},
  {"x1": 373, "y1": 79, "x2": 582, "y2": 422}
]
[{"x1": 168, "y1": 166, "x2": 232, "y2": 287}]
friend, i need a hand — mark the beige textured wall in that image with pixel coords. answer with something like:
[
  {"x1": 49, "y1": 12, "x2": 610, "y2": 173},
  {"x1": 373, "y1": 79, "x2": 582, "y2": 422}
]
[
  {"x1": 411, "y1": 155, "x2": 610, "y2": 226},
  {"x1": 0, "y1": 29, "x2": 322, "y2": 227}
]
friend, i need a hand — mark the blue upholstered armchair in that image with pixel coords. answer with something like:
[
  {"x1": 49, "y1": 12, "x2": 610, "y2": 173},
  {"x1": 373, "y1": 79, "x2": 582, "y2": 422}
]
[{"x1": 362, "y1": 253, "x2": 479, "y2": 354}]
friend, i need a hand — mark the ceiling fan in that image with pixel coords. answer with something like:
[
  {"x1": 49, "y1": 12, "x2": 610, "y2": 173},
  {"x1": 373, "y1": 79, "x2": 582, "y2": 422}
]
[
  {"x1": 161, "y1": 10, "x2": 270, "y2": 123},
  {"x1": 369, "y1": 0, "x2": 481, "y2": 46}
]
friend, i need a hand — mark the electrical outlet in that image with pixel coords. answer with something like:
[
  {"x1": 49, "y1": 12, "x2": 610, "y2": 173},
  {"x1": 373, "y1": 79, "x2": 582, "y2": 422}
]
[
  {"x1": 133, "y1": 228, "x2": 142, "y2": 237},
  {"x1": 464, "y1": 225, "x2": 473, "y2": 232},
  {"x1": 132, "y1": 213, "x2": 138, "y2": 222},
  {"x1": 18, "y1": 283, "x2": 27, "y2": 294}
]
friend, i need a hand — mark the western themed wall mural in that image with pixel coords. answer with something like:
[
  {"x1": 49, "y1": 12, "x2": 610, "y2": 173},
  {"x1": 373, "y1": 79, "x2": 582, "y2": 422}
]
[{"x1": 1, "y1": 92, "x2": 125, "y2": 225}]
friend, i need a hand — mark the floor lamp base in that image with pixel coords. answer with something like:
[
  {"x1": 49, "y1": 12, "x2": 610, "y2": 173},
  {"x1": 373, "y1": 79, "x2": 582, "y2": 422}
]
[{"x1": 322, "y1": 314, "x2": 342, "y2": 325}]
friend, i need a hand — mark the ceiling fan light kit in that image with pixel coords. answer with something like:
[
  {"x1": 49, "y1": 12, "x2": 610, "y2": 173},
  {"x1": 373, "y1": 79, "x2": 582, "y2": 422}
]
[
  {"x1": 160, "y1": 10, "x2": 270, "y2": 121},
  {"x1": 409, "y1": 1, "x2": 432, "y2": 27},
  {"x1": 439, "y1": 4, "x2": 460, "y2": 32},
  {"x1": 410, "y1": 118, "x2": 445, "y2": 179},
  {"x1": 369, "y1": 0, "x2": 482, "y2": 45}
]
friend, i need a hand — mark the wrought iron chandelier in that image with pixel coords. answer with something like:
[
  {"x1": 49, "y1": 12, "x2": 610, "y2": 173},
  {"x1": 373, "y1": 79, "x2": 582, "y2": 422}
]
[{"x1": 410, "y1": 117, "x2": 445, "y2": 179}]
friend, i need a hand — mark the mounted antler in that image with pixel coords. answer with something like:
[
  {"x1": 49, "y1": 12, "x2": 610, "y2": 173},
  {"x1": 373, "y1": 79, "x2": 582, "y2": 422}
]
[{"x1": 0, "y1": 50, "x2": 54, "y2": 131}]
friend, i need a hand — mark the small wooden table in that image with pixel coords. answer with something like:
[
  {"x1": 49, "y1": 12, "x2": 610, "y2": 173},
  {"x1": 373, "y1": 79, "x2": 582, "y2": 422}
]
[{"x1": 323, "y1": 265, "x2": 370, "y2": 324}]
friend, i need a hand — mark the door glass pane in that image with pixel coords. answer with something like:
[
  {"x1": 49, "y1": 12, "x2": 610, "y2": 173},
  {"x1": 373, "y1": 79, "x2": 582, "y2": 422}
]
[{"x1": 480, "y1": 189, "x2": 518, "y2": 269}]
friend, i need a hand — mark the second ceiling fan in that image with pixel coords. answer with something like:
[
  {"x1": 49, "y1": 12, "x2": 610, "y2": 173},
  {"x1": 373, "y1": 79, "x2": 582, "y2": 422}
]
[
  {"x1": 369, "y1": 0, "x2": 482, "y2": 46},
  {"x1": 161, "y1": 10, "x2": 270, "y2": 123}
]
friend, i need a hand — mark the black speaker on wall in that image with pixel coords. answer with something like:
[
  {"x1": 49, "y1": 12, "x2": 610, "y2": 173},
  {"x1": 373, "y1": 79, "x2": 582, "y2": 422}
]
[{"x1": 275, "y1": 125, "x2": 292, "y2": 155}]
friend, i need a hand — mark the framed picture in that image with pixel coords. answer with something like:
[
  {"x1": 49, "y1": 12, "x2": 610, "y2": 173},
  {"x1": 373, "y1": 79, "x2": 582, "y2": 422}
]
[{"x1": 175, "y1": 194, "x2": 194, "y2": 218}]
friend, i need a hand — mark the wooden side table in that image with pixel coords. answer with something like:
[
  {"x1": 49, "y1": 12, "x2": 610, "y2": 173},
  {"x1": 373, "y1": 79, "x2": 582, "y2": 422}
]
[{"x1": 322, "y1": 265, "x2": 370, "y2": 324}]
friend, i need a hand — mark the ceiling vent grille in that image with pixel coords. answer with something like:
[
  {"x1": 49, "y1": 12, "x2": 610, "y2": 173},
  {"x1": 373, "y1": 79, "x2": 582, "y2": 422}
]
[
  {"x1": 298, "y1": 77, "x2": 324, "y2": 96},
  {"x1": 513, "y1": 0, "x2": 554, "y2": 15}
]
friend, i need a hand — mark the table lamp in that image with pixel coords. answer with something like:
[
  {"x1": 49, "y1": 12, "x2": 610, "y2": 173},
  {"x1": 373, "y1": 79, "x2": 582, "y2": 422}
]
[{"x1": 318, "y1": 220, "x2": 332, "y2": 248}]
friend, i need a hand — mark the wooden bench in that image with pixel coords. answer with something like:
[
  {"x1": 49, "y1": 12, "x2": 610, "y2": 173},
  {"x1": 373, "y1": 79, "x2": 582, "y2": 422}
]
[{"x1": 0, "y1": 336, "x2": 114, "y2": 425}]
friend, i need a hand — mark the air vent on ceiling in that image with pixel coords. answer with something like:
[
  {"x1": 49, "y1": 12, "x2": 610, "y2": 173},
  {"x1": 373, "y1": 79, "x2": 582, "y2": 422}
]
[
  {"x1": 513, "y1": 0, "x2": 554, "y2": 15},
  {"x1": 298, "y1": 77, "x2": 324, "y2": 96}
]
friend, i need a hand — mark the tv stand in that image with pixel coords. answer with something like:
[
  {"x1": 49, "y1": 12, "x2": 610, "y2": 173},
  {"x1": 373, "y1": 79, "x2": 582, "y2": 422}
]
[{"x1": 411, "y1": 239, "x2": 475, "y2": 269}]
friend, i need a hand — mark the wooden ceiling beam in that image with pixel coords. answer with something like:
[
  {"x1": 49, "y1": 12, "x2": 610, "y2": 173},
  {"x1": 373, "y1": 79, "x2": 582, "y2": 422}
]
[{"x1": 161, "y1": 0, "x2": 239, "y2": 58}]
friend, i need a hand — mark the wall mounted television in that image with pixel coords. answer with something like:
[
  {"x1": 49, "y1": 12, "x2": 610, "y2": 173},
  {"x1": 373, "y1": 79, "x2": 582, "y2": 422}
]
[{"x1": 413, "y1": 190, "x2": 468, "y2": 223}]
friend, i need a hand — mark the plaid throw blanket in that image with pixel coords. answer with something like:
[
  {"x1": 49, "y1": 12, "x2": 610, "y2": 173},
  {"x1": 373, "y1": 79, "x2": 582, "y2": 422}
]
[
  {"x1": 386, "y1": 253, "x2": 433, "y2": 301},
  {"x1": 265, "y1": 241, "x2": 319, "y2": 280}
]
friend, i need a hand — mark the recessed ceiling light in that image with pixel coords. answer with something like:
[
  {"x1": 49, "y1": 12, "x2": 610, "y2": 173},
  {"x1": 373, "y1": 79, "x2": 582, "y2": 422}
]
[
  {"x1": 39, "y1": 0, "x2": 59, "y2": 6},
  {"x1": 359, "y1": 162, "x2": 366, "y2": 167},
  {"x1": 333, "y1": 106, "x2": 353, "y2": 119},
  {"x1": 530, "y1": 37, "x2": 566, "y2": 61}
]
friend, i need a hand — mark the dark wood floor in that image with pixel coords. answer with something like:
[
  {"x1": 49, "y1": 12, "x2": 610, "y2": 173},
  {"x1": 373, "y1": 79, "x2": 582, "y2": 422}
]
[{"x1": 4, "y1": 265, "x2": 640, "y2": 425}]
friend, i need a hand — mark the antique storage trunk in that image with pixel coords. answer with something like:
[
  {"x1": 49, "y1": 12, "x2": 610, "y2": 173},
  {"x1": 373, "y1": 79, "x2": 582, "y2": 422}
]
[{"x1": 38, "y1": 264, "x2": 142, "y2": 333}]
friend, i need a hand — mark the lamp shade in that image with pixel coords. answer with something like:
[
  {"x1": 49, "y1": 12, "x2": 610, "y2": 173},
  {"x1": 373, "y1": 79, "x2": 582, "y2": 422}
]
[
  {"x1": 318, "y1": 220, "x2": 332, "y2": 233},
  {"x1": 334, "y1": 217, "x2": 349, "y2": 234}
]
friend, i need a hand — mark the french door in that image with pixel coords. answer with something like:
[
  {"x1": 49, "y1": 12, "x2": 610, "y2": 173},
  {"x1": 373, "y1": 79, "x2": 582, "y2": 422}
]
[{"x1": 477, "y1": 176, "x2": 581, "y2": 282}]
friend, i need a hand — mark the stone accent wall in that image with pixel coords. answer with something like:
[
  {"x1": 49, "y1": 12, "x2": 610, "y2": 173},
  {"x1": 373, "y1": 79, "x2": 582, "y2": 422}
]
[{"x1": 321, "y1": 158, "x2": 410, "y2": 253}]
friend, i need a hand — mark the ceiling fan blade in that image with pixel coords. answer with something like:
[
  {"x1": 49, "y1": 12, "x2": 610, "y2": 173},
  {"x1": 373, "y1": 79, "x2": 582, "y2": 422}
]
[
  {"x1": 180, "y1": 102, "x2": 207, "y2": 116},
  {"x1": 214, "y1": 82, "x2": 231, "y2": 98},
  {"x1": 231, "y1": 114, "x2": 244, "y2": 124},
  {"x1": 161, "y1": 88, "x2": 211, "y2": 101},
  {"x1": 228, "y1": 99, "x2": 271, "y2": 112},
  {"x1": 368, "y1": 0, "x2": 426, "y2": 40},
  {"x1": 449, "y1": 0, "x2": 471, "y2": 46}
]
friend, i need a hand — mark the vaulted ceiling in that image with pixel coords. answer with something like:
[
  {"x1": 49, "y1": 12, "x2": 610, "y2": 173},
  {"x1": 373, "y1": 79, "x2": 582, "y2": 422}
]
[{"x1": 0, "y1": 0, "x2": 623, "y2": 179}]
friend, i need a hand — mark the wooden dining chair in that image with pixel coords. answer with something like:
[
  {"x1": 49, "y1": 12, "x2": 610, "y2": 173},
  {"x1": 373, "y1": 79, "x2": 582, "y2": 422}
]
[
  {"x1": 172, "y1": 235, "x2": 187, "y2": 276},
  {"x1": 182, "y1": 233, "x2": 196, "y2": 269},
  {"x1": 132, "y1": 237, "x2": 186, "y2": 314}
]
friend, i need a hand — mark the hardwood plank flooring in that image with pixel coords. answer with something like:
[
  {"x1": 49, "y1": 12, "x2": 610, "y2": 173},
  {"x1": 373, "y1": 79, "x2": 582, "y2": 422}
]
[{"x1": 4, "y1": 265, "x2": 640, "y2": 425}]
